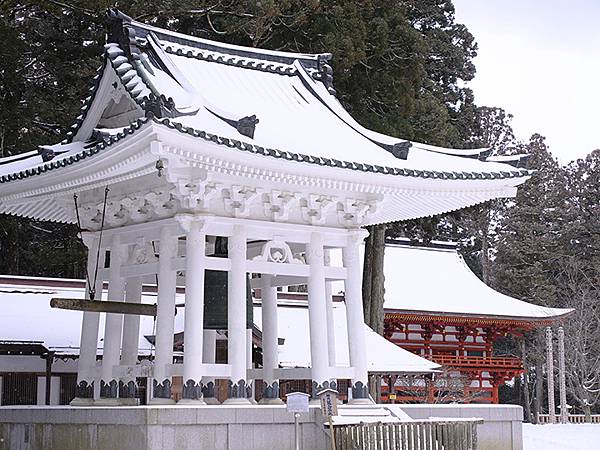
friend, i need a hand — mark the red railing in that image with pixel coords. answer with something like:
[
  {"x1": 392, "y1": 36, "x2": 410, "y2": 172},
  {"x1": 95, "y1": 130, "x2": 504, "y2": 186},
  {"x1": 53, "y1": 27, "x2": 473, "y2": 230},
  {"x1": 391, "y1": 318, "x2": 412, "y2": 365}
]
[{"x1": 426, "y1": 355, "x2": 523, "y2": 369}]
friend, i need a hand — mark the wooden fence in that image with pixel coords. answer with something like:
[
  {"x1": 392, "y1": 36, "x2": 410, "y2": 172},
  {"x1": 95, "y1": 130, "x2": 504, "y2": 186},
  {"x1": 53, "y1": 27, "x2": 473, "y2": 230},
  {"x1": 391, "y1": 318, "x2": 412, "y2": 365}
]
[
  {"x1": 538, "y1": 414, "x2": 600, "y2": 424},
  {"x1": 333, "y1": 420, "x2": 482, "y2": 450}
]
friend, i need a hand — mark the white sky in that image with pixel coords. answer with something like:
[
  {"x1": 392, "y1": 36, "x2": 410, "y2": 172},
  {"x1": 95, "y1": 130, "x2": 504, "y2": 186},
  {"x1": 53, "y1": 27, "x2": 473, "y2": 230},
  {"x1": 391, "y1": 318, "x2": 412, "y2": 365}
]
[{"x1": 453, "y1": 0, "x2": 600, "y2": 164}]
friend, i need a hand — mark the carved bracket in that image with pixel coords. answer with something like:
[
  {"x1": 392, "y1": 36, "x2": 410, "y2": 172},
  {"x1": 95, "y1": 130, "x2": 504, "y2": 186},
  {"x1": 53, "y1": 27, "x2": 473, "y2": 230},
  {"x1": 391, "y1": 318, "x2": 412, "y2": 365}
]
[
  {"x1": 337, "y1": 198, "x2": 379, "y2": 226},
  {"x1": 252, "y1": 240, "x2": 303, "y2": 264},
  {"x1": 262, "y1": 190, "x2": 297, "y2": 221},
  {"x1": 172, "y1": 178, "x2": 220, "y2": 211},
  {"x1": 223, "y1": 185, "x2": 262, "y2": 218},
  {"x1": 299, "y1": 194, "x2": 337, "y2": 225},
  {"x1": 80, "y1": 189, "x2": 177, "y2": 230}
]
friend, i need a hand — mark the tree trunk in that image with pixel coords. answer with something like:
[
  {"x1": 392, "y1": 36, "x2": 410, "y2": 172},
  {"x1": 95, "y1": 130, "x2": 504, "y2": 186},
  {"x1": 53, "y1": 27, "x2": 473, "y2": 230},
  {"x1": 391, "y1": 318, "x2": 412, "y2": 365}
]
[
  {"x1": 583, "y1": 404, "x2": 592, "y2": 423},
  {"x1": 481, "y1": 206, "x2": 491, "y2": 284},
  {"x1": 523, "y1": 372, "x2": 532, "y2": 423},
  {"x1": 533, "y1": 358, "x2": 544, "y2": 424},
  {"x1": 522, "y1": 342, "x2": 532, "y2": 423},
  {"x1": 369, "y1": 224, "x2": 386, "y2": 335},
  {"x1": 0, "y1": 217, "x2": 21, "y2": 274},
  {"x1": 362, "y1": 226, "x2": 374, "y2": 323},
  {"x1": 362, "y1": 223, "x2": 386, "y2": 400}
]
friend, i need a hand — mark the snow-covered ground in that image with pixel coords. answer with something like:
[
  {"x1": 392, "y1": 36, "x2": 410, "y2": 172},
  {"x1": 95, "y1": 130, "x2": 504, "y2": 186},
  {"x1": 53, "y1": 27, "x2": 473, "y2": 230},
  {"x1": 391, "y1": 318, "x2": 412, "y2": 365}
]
[{"x1": 523, "y1": 423, "x2": 600, "y2": 450}]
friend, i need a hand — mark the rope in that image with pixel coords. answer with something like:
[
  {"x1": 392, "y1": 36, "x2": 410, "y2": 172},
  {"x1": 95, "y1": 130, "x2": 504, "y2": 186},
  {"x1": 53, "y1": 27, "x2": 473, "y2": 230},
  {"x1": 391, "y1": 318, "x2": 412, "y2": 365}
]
[
  {"x1": 73, "y1": 186, "x2": 110, "y2": 301},
  {"x1": 92, "y1": 187, "x2": 110, "y2": 300}
]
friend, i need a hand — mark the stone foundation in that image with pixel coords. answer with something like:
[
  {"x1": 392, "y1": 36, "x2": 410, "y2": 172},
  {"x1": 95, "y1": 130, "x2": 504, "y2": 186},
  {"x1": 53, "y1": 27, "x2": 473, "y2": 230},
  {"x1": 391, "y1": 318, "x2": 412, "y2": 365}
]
[
  {"x1": 0, "y1": 405, "x2": 327, "y2": 450},
  {"x1": 0, "y1": 404, "x2": 523, "y2": 450},
  {"x1": 397, "y1": 404, "x2": 523, "y2": 450}
]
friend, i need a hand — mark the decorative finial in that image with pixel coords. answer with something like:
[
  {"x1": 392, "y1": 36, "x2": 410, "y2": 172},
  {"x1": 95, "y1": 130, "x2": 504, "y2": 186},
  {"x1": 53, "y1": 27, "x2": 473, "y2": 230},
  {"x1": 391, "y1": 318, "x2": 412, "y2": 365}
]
[{"x1": 155, "y1": 160, "x2": 165, "y2": 177}]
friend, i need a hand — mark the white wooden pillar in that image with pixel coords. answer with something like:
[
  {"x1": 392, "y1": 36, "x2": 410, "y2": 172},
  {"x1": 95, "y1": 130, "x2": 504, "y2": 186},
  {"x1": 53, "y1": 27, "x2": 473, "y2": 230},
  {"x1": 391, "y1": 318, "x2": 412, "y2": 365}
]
[
  {"x1": 71, "y1": 233, "x2": 104, "y2": 405},
  {"x1": 259, "y1": 275, "x2": 283, "y2": 404},
  {"x1": 343, "y1": 229, "x2": 371, "y2": 403},
  {"x1": 324, "y1": 249, "x2": 336, "y2": 367},
  {"x1": 224, "y1": 225, "x2": 251, "y2": 404},
  {"x1": 180, "y1": 217, "x2": 207, "y2": 403},
  {"x1": 546, "y1": 326, "x2": 557, "y2": 423},
  {"x1": 306, "y1": 231, "x2": 333, "y2": 396},
  {"x1": 119, "y1": 275, "x2": 142, "y2": 398},
  {"x1": 246, "y1": 328, "x2": 257, "y2": 403},
  {"x1": 201, "y1": 329, "x2": 220, "y2": 404},
  {"x1": 99, "y1": 234, "x2": 126, "y2": 401},
  {"x1": 151, "y1": 227, "x2": 178, "y2": 404}
]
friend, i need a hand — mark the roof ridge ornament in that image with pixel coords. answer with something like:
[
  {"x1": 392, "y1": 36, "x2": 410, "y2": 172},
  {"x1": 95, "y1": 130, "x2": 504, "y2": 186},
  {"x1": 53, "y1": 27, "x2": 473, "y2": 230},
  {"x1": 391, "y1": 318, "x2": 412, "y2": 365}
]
[
  {"x1": 236, "y1": 115, "x2": 259, "y2": 139},
  {"x1": 390, "y1": 141, "x2": 412, "y2": 160},
  {"x1": 313, "y1": 53, "x2": 336, "y2": 95},
  {"x1": 37, "y1": 146, "x2": 56, "y2": 162},
  {"x1": 106, "y1": 9, "x2": 140, "y2": 61},
  {"x1": 206, "y1": 108, "x2": 259, "y2": 139},
  {"x1": 143, "y1": 94, "x2": 176, "y2": 119}
]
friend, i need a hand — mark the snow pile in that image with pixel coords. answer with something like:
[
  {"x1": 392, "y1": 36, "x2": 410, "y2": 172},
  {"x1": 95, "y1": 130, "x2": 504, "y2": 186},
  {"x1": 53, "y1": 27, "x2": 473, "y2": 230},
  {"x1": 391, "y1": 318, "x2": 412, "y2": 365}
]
[{"x1": 523, "y1": 423, "x2": 600, "y2": 450}]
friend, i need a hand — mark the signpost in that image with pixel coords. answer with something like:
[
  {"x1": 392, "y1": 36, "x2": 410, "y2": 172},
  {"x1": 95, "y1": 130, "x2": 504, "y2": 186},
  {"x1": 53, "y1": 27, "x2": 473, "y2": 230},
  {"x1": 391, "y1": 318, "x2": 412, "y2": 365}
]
[
  {"x1": 286, "y1": 392, "x2": 310, "y2": 450},
  {"x1": 317, "y1": 388, "x2": 339, "y2": 450}
]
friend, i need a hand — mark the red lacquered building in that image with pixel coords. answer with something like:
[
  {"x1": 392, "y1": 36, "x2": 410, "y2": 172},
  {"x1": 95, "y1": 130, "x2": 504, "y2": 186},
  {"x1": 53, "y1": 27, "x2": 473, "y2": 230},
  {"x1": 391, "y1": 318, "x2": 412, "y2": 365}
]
[{"x1": 381, "y1": 239, "x2": 571, "y2": 404}]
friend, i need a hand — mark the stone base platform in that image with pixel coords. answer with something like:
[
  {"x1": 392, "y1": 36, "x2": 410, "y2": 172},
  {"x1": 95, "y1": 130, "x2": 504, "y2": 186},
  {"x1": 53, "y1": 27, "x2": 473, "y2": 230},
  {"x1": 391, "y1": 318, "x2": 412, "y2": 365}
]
[
  {"x1": 398, "y1": 404, "x2": 524, "y2": 450},
  {"x1": 0, "y1": 405, "x2": 328, "y2": 450},
  {"x1": 0, "y1": 404, "x2": 524, "y2": 450}
]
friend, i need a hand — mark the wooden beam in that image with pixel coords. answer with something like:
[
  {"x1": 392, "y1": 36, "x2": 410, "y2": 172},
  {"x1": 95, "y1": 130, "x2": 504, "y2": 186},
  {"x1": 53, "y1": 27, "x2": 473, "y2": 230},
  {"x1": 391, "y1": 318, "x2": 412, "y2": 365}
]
[{"x1": 50, "y1": 298, "x2": 157, "y2": 316}]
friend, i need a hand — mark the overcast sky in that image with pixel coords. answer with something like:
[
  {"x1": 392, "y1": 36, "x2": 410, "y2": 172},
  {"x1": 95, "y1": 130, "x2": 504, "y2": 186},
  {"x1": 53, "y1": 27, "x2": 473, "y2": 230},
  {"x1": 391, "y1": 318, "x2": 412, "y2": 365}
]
[{"x1": 453, "y1": 0, "x2": 600, "y2": 164}]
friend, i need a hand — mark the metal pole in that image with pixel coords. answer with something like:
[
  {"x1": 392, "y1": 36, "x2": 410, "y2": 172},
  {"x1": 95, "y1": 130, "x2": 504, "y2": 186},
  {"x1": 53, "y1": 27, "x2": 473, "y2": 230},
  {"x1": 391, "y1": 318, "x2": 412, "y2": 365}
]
[
  {"x1": 44, "y1": 352, "x2": 54, "y2": 405},
  {"x1": 546, "y1": 327, "x2": 556, "y2": 423},
  {"x1": 294, "y1": 413, "x2": 300, "y2": 450},
  {"x1": 558, "y1": 326, "x2": 568, "y2": 424}
]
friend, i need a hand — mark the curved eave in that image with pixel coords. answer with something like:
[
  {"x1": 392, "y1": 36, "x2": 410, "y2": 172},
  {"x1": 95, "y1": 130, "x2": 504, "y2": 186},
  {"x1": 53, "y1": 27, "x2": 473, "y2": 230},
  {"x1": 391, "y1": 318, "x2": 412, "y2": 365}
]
[
  {"x1": 0, "y1": 117, "x2": 151, "y2": 185},
  {"x1": 62, "y1": 63, "x2": 107, "y2": 144},
  {"x1": 153, "y1": 117, "x2": 532, "y2": 183},
  {"x1": 385, "y1": 309, "x2": 574, "y2": 327},
  {"x1": 0, "y1": 117, "x2": 531, "y2": 226},
  {"x1": 1, "y1": 113, "x2": 532, "y2": 187}
]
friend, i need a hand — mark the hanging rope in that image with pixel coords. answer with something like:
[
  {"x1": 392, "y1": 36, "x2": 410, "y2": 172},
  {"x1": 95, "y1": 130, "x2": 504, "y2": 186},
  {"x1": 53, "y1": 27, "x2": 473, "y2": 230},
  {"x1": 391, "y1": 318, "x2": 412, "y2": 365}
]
[{"x1": 73, "y1": 186, "x2": 110, "y2": 301}]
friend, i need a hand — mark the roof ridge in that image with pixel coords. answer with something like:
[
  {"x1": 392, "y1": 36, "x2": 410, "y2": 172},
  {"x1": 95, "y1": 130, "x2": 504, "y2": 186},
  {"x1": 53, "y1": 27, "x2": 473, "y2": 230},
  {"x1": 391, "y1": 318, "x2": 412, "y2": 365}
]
[
  {"x1": 106, "y1": 9, "x2": 337, "y2": 96},
  {"x1": 159, "y1": 40, "x2": 299, "y2": 76},
  {"x1": 106, "y1": 8, "x2": 327, "y2": 68}
]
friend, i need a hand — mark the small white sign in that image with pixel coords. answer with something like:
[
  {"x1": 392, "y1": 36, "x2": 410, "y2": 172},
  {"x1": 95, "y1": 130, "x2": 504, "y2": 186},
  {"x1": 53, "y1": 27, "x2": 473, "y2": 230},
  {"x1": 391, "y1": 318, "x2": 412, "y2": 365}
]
[
  {"x1": 286, "y1": 392, "x2": 310, "y2": 413},
  {"x1": 317, "y1": 388, "x2": 339, "y2": 418}
]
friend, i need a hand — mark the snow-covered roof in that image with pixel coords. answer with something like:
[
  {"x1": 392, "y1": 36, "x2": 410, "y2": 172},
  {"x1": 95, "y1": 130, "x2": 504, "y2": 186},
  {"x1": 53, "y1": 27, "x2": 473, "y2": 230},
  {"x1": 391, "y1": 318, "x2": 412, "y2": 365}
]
[
  {"x1": 0, "y1": 11, "x2": 529, "y2": 184},
  {"x1": 253, "y1": 301, "x2": 439, "y2": 374},
  {"x1": 382, "y1": 240, "x2": 572, "y2": 321},
  {"x1": 0, "y1": 275, "x2": 437, "y2": 373},
  {"x1": 0, "y1": 276, "x2": 184, "y2": 356},
  {"x1": 0, "y1": 10, "x2": 532, "y2": 227}
]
